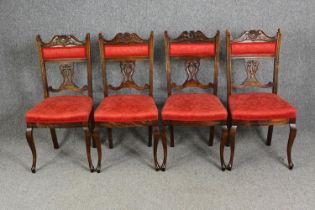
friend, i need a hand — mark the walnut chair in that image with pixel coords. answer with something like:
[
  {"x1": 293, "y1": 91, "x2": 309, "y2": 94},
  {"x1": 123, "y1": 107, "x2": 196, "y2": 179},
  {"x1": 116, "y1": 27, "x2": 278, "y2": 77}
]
[
  {"x1": 25, "y1": 34, "x2": 101, "y2": 173},
  {"x1": 225, "y1": 29, "x2": 297, "y2": 170},
  {"x1": 162, "y1": 31, "x2": 229, "y2": 171},
  {"x1": 93, "y1": 32, "x2": 164, "y2": 172}
]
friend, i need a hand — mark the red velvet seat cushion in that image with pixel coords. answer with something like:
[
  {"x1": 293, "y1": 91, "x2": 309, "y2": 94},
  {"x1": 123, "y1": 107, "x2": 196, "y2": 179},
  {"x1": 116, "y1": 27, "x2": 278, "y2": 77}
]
[
  {"x1": 94, "y1": 94, "x2": 158, "y2": 122},
  {"x1": 25, "y1": 96, "x2": 93, "y2": 123},
  {"x1": 104, "y1": 44, "x2": 149, "y2": 58},
  {"x1": 162, "y1": 93, "x2": 227, "y2": 121},
  {"x1": 231, "y1": 42, "x2": 276, "y2": 55},
  {"x1": 169, "y1": 43, "x2": 215, "y2": 57},
  {"x1": 42, "y1": 46, "x2": 86, "y2": 60},
  {"x1": 228, "y1": 93, "x2": 296, "y2": 121}
]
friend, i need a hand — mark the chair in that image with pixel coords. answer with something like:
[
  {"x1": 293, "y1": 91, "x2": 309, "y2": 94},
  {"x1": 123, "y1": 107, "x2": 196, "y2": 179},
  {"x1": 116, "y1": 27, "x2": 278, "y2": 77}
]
[
  {"x1": 162, "y1": 31, "x2": 229, "y2": 170},
  {"x1": 25, "y1": 34, "x2": 101, "y2": 173},
  {"x1": 93, "y1": 32, "x2": 164, "y2": 171},
  {"x1": 225, "y1": 29, "x2": 297, "y2": 170}
]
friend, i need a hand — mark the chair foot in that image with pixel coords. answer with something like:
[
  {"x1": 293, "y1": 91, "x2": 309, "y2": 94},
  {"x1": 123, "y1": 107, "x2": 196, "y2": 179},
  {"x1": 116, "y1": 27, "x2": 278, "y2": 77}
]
[
  {"x1": 227, "y1": 162, "x2": 233, "y2": 171},
  {"x1": 221, "y1": 163, "x2": 226, "y2": 171},
  {"x1": 288, "y1": 163, "x2": 294, "y2": 170}
]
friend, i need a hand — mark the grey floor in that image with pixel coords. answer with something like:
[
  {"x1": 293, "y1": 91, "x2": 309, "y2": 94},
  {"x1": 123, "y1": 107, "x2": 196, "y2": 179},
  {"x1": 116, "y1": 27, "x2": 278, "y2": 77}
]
[{"x1": 1, "y1": 122, "x2": 314, "y2": 210}]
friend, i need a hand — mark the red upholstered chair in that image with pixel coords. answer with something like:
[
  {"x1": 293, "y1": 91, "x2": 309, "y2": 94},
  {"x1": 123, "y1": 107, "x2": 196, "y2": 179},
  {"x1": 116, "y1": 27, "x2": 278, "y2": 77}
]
[
  {"x1": 225, "y1": 29, "x2": 297, "y2": 170},
  {"x1": 25, "y1": 34, "x2": 101, "y2": 173},
  {"x1": 93, "y1": 32, "x2": 164, "y2": 171},
  {"x1": 162, "y1": 31, "x2": 229, "y2": 170}
]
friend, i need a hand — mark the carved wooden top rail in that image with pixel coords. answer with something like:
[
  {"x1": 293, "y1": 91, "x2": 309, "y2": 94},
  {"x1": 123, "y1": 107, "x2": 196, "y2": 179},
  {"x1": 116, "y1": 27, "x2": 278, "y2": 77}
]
[
  {"x1": 99, "y1": 32, "x2": 154, "y2": 96},
  {"x1": 168, "y1": 30, "x2": 215, "y2": 43},
  {"x1": 226, "y1": 29, "x2": 281, "y2": 94},
  {"x1": 231, "y1": 30, "x2": 276, "y2": 43},
  {"x1": 36, "y1": 34, "x2": 92, "y2": 98}
]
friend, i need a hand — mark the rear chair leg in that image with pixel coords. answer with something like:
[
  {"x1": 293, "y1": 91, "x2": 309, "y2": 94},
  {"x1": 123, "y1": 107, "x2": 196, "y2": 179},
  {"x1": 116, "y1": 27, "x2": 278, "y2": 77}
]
[
  {"x1": 208, "y1": 126, "x2": 215, "y2": 146},
  {"x1": 107, "y1": 128, "x2": 113, "y2": 149},
  {"x1": 219, "y1": 126, "x2": 228, "y2": 171},
  {"x1": 227, "y1": 125, "x2": 237, "y2": 171},
  {"x1": 93, "y1": 127, "x2": 102, "y2": 173},
  {"x1": 266, "y1": 125, "x2": 273, "y2": 146},
  {"x1": 83, "y1": 127, "x2": 94, "y2": 172},
  {"x1": 148, "y1": 126, "x2": 152, "y2": 147},
  {"x1": 26, "y1": 127, "x2": 36, "y2": 173},
  {"x1": 50, "y1": 128, "x2": 59, "y2": 149},
  {"x1": 287, "y1": 124, "x2": 297, "y2": 170},
  {"x1": 169, "y1": 126, "x2": 174, "y2": 147}
]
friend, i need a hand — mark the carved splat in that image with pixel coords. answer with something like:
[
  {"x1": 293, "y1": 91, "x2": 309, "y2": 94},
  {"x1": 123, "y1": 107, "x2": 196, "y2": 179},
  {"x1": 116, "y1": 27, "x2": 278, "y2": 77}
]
[
  {"x1": 48, "y1": 63, "x2": 88, "y2": 93},
  {"x1": 173, "y1": 31, "x2": 212, "y2": 42},
  {"x1": 172, "y1": 59, "x2": 214, "y2": 90},
  {"x1": 43, "y1": 35, "x2": 84, "y2": 47},
  {"x1": 233, "y1": 30, "x2": 275, "y2": 42},
  {"x1": 106, "y1": 33, "x2": 147, "y2": 44},
  {"x1": 232, "y1": 59, "x2": 273, "y2": 89},
  {"x1": 109, "y1": 61, "x2": 149, "y2": 90}
]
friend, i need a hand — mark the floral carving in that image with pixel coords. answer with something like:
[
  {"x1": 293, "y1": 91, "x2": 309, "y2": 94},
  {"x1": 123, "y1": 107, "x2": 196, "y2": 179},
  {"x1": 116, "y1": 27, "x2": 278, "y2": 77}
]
[
  {"x1": 233, "y1": 30, "x2": 275, "y2": 42},
  {"x1": 106, "y1": 33, "x2": 147, "y2": 44},
  {"x1": 173, "y1": 31, "x2": 212, "y2": 42},
  {"x1": 44, "y1": 35, "x2": 84, "y2": 47}
]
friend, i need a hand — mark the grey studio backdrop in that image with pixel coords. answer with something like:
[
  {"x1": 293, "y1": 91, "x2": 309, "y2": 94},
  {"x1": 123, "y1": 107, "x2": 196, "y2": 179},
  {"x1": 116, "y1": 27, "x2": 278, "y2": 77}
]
[{"x1": 0, "y1": 0, "x2": 315, "y2": 209}]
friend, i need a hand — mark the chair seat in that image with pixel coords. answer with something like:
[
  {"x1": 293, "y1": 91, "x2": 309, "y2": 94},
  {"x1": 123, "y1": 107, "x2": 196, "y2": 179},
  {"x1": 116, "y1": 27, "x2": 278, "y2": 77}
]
[
  {"x1": 25, "y1": 96, "x2": 93, "y2": 124},
  {"x1": 94, "y1": 94, "x2": 158, "y2": 122},
  {"x1": 162, "y1": 93, "x2": 227, "y2": 121},
  {"x1": 229, "y1": 92, "x2": 296, "y2": 121}
]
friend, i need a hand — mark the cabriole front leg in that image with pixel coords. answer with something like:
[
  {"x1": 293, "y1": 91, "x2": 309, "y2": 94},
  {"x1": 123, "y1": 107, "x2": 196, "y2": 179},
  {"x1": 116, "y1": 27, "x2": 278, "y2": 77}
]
[
  {"x1": 287, "y1": 124, "x2": 297, "y2": 169},
  {"x1": 92, "y1": 127, "x2": 102, "y2": 173},
  {"x1": 227, "y1": 125, "x2": 237, "y2": 171},
  {"x1": 83, "y1": 127, "x2": 94, "y2": 172},
  {"x1": 26, "y1": 127, "x2": 36, "y2": 173},
  {"x1": 219, "y1": 125, "x2": 228, "y2": 171}
]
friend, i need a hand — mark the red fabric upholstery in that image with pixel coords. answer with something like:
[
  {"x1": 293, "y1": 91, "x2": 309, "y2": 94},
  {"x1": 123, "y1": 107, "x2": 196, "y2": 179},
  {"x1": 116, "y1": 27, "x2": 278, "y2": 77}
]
[
  {"x1": 94, "y1": 94, "x2": 158, "y2": 122},
  {"x1": 25, "y1": 96, "x2": 93, "y2": 123},
  {"x1": 104, "y1": 44, "x2": 149, "y2": 58},
  {"x1": 231, "y1": 42, "x2": 276, "y2": 55},
  {"x1": 42, "y1": 46, "x2": 86, "y2": 60},
  {"x1": 228, "y1": 93, "x2": 296, "y2": 121},
  {"x1": 162, "y1": 93, "x2": 227, "y2": 121},
  {"x1": 169, "y1": 42, "x2": 215, "y2": 57}
]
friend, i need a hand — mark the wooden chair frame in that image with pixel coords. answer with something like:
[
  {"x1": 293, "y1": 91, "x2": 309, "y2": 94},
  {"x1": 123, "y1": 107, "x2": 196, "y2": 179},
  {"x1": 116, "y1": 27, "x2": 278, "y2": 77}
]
[
  {"x1": 225, "y1": 29, "x2": 297, "y2": 170},
  {"x1": 25, "y1": 34, "x2": 101, "y2": 173},
  {"x1": 163, "y1": 30, "x2": 229, "y2": 170},
  {"x1": 93, "y1": 32, "x2": 165, "y2": 171}
]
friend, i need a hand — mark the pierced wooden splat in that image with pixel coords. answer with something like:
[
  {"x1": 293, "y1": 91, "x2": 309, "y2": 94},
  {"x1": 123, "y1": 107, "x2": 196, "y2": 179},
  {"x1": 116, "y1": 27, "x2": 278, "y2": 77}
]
[
  {"x1": 172, "y1": 59, "x2": 214, "y2": 90},
  {"x1": 43, "y1": 35, "x2": 84, "y2": 47},
  {"x1": 232, "y1": 59, "x2": 273, "y2": 89},
  {"x1": 233, "y1": 30, "x2": 275, "y2": 43},
  {"x1": 172, "y1": 31, "x2": 213, "y2": 43},
  {"x1": 108, "y1": 61, "x2": 150, "y2": 91},
  {"x1": 48, "y1": 63, "x2": 88, "y2": 93}
]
